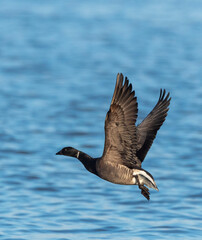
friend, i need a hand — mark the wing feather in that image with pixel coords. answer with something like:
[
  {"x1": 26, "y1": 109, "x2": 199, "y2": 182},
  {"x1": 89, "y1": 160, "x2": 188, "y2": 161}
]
[
  {"x1": 136, "y1": 89, "x2": 171, "y2": 162},
  {"x1": 102, "y1": 73, "x2": 141, "y2": 168}
]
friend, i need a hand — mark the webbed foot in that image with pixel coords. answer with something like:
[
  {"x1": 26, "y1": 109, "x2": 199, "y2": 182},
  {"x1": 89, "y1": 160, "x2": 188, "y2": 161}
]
[
  {"x1": 134, "y1": 175, "x2": 150, "y2": 200},
  {"x1": 139, "y1": 185, "x2": 150, "y2": 201}
]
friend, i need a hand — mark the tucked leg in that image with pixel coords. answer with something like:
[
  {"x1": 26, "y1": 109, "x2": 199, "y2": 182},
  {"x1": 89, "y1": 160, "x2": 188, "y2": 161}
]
[
  {"x1": 135, "y1": 175, "x2": 150, "y2": 201},
  {"x1": 140, "y1": 185, "x2": 150, "y2": 200}
]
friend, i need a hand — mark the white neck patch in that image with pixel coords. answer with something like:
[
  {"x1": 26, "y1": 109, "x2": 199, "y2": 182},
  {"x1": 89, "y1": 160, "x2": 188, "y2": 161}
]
[{"x1": 76, "y1": 151, "x2": 80, "y2": 159}]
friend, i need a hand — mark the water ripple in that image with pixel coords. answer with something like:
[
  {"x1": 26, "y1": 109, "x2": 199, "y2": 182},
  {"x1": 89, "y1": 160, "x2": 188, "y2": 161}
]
[{"x1": 0, "y1": 0, "x2": 202, "y2": 239}]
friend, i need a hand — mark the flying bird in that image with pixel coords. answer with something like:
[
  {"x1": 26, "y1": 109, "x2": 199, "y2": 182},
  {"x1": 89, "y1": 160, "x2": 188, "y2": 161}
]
[{"x1": 56, "y1": 73, "x2": 171, "y2": 200}]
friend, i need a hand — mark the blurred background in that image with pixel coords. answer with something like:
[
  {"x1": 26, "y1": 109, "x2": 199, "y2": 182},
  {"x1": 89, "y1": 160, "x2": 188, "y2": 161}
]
[{"x1": 0, "y1": 0, "x2": 201, "y2": 239}]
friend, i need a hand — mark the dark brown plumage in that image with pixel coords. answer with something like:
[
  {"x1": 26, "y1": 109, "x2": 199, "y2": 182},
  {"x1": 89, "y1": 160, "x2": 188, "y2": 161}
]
[
  {"x1": 56, "y1": 73, "x2": 171, "y2": 200},
  {"x1": 136, "y1": 89, "x2": 171, "y2": 162}
]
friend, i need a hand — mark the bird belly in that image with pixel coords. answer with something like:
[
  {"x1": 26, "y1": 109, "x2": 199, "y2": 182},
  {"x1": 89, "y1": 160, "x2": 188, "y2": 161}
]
[{"x1": 96, "y1": 160, "x2": 136, "y2": 185}]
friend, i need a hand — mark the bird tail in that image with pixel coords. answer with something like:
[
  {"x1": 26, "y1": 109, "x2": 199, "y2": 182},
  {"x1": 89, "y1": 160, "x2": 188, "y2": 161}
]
[{"x1": 133, "y1": 168, "x2": 159, "y2": 191}]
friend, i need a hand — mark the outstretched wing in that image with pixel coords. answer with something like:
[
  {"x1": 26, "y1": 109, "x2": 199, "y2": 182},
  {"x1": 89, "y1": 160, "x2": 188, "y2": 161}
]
[
  {"x1": 136, "y1": 89, "x2": 171, "y2": 162},
  {"x1": 102, "y1": 73, "x2": 141, "y2": 168}
]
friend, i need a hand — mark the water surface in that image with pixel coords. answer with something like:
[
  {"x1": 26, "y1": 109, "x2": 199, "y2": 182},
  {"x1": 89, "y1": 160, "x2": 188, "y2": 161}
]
[{"x1": 0, "y1": 1, "x2": 202, "y2": 239}]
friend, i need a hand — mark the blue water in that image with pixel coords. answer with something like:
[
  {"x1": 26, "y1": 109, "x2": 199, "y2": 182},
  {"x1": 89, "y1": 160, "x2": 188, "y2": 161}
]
[{"x1": 0, "y1": 0, "x2": 202, "y2": 239}]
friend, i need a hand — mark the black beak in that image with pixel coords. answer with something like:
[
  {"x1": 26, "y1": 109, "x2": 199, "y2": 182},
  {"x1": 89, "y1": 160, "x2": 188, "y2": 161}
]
[{"x1": 56, "y1": 151, "x2": 61, "y2": 155}]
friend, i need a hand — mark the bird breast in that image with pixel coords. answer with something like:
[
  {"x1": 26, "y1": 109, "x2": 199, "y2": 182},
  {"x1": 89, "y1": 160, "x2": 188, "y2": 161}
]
[{"x1": 96, "y1": 160, "x2": 136, "y2": 185}]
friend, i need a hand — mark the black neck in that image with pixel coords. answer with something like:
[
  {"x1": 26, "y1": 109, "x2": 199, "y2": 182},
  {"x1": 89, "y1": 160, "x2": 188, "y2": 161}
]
[{"x1": 72, "y1": 149, "x2": 97, "y2": 175}]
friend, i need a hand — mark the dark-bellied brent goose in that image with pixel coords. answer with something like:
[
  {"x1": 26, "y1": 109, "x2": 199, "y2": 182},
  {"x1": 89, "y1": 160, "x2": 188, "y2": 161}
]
[{"x1": 56, "y1": 73, "x2": 171, "y2": 200}]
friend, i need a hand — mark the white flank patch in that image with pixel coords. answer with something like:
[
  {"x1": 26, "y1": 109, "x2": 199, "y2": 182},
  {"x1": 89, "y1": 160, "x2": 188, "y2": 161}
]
[
  {"x1": 133, "y1": 169, "x2": 155, "y2": 186},
  {"x1": 76, "y1": 151, "x2": 80, "y2": 159}
]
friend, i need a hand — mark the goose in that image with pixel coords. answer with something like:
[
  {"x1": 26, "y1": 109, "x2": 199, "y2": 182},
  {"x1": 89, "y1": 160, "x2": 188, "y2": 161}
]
[{"x1": 56, "y1": 73, "x2": 171, "y2": 200}]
